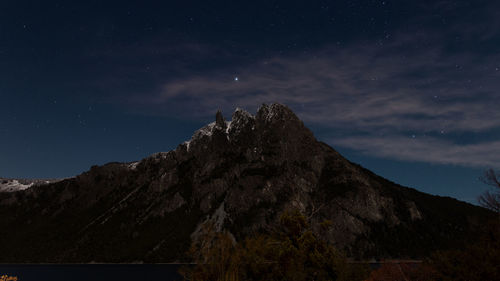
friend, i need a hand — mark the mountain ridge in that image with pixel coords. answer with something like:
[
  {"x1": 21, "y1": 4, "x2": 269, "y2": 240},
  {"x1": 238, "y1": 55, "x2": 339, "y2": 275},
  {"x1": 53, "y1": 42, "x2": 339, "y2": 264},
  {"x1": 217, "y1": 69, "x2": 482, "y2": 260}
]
[{"x1": 0, "y1": 103, "x2": 494, "y2": 262}]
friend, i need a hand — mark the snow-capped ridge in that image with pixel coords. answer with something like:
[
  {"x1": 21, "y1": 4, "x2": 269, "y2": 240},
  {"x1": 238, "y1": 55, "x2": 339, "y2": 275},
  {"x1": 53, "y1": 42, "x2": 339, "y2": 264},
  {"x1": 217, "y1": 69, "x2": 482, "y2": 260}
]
[
  {"x1": 193, "y1": 122, "x2": 216, "y2": 139},
  {"x1": 0, "y1": 178, "x2": 61, "y2": 192}
]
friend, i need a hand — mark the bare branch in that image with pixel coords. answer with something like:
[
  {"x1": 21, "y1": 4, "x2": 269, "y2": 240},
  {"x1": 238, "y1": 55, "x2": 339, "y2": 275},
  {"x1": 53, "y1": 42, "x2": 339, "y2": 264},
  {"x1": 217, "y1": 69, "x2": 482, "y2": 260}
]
[
  {"x1": 479, "y1": 169, "x2": 500, "y2": 213},
  {"x1": 478, "y1": 191, "x2": 500, "y2": 213},
  {"x1": 480, "y1": 169, "x2": 500, "y2": 188}
]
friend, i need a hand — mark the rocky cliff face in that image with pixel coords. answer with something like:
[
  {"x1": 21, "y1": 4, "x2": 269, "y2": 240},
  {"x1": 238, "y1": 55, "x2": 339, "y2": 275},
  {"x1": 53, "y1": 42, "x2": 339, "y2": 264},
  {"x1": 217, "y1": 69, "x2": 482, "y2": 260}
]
[{"x1": 0, "y1": 104, "x2": 494, "y2": 262}]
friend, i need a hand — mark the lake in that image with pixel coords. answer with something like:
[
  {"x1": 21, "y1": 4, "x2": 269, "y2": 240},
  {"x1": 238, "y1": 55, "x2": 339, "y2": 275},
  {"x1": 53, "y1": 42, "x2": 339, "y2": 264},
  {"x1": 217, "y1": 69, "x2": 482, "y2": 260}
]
[
  {"x1": 0, "y1": 264, "x2": 183, "y2": 281},
  {"x1": 0, "y1": 261, "x2": 421, "y2": 280}
]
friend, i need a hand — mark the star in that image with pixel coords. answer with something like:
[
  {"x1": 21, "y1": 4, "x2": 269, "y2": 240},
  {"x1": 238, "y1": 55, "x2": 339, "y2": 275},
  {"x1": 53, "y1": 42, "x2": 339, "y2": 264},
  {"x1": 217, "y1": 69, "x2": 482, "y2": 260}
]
[{"x1": 234, "y1": 77, "x2": 239, "y2": 81}]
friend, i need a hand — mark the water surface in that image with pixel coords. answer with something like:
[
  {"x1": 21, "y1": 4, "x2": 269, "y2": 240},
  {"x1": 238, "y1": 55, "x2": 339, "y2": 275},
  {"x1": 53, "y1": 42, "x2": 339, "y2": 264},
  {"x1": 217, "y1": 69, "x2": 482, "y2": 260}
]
[{"x1": 0, "y1": 264, "x2": 182, "y2": 281}]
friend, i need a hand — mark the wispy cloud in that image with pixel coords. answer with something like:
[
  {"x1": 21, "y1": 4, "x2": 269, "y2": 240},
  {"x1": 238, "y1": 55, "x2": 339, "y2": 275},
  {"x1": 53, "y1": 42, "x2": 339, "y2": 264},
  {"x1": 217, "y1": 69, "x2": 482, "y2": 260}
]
[
  {"x1": 128, "y1": 33, "x2": 500, "y2": 168},
  {"x1": 332, "y1": 136, "x2": 500, "y2": 168}
]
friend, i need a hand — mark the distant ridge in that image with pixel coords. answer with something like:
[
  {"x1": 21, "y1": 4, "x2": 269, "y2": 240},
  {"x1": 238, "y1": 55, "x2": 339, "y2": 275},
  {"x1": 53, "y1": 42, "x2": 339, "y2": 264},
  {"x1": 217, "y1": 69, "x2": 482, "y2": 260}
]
[{"x1": 0, "y1": 177, "x2": 61, "y2": 192}]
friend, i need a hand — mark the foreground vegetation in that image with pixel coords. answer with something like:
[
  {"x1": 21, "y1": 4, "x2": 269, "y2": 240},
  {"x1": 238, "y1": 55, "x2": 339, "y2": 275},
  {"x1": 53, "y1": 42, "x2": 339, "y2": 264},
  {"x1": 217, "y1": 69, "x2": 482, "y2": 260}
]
[
  {"x1": 180, "y1": 209, "x2": 500, "y2": 281},
  {"x1": 180, "y1": 210, "x2": 370, "y2": 281}
]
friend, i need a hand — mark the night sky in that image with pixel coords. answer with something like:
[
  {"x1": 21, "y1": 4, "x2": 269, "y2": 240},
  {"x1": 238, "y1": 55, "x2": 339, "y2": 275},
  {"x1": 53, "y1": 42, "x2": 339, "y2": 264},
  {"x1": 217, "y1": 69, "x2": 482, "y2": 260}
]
[{"x1": 1, "y1": 0, "x2": 499, "y2": 204}]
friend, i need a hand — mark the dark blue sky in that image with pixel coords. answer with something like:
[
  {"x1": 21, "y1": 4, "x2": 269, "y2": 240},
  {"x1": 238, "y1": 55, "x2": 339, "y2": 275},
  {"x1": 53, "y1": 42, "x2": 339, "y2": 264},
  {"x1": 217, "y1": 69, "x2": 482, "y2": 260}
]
[{"x1": 1, "y1": 0, "x2": 499, "y2": 204}]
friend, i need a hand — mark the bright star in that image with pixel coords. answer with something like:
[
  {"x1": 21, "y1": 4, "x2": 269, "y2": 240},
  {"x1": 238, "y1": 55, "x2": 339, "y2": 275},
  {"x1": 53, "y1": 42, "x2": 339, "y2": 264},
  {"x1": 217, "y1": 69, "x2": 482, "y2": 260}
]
[{"x1": 234, "y1": 77, "x2": 239, "y2": 81}]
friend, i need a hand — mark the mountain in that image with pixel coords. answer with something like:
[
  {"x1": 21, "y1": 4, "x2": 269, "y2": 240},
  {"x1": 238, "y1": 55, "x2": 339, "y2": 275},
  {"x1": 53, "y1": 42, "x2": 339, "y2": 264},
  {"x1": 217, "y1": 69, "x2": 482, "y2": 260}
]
[{"x1": 0, "y1": 103, "x2": 495, "y2": 263}]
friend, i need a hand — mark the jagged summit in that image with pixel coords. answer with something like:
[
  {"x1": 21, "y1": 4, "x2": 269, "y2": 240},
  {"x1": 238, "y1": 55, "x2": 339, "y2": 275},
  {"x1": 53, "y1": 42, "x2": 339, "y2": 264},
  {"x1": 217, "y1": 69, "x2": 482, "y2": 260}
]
[
  {"x1": 0, "y1": 103, "x2": 494, "y2": 263},
  {"x1": 182, "y1": 103, "x2": 313, "y2": 154}
]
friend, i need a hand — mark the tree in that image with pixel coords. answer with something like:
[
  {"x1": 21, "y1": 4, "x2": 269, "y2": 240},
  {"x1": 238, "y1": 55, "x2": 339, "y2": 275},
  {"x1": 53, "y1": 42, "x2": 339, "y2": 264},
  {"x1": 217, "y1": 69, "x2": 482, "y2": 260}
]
[
  {"x1": 179, "y1": 223, "x2": 240, "y2": 281},
  {"x1": 237, "y1": 210, "x2": 369, "y2": 281},
  {"x1": 479, "y1": 169, "x2": 500, "y2": 213},
  {"x1": 180, "y1": 209, "x2": 370, "y2": 281}
]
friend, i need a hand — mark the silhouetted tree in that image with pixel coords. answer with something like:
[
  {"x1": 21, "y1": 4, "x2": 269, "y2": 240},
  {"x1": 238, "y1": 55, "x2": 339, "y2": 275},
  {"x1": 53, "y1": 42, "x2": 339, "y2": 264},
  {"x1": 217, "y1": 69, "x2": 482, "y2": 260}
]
[{"x1": 479, "y1": 169, "x2": 500, "y2": 213}]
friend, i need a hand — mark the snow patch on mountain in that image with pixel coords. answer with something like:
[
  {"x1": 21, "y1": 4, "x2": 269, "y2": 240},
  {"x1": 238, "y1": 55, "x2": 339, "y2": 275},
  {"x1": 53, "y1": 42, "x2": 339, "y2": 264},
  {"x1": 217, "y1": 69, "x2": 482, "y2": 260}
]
[
  {"x1": 193, "y1": 122, "x2": 216, "y2": 139},
  {"x1": 0, "y1": 180, "x2": 33, "y2": 192},
  {"x1": 128, "y1": 161, "x2": 139, "y2": 170},
  {"x1": 0, "y1": 178, "x2": 62, "y2": 192}
]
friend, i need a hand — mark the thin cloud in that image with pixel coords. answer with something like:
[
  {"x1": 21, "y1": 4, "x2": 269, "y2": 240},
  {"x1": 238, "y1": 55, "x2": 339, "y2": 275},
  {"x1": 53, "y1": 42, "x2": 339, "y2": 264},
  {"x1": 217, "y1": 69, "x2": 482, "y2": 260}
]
[
  {"x1": 331, "y1": 136, "x2": 500, "y2": 168},
  {"x1": 132, "y1": 35, "x2": 500, "y2": 168},
  {"x1": 153, "y1": 43, "x2": 500, "y2": 130}
]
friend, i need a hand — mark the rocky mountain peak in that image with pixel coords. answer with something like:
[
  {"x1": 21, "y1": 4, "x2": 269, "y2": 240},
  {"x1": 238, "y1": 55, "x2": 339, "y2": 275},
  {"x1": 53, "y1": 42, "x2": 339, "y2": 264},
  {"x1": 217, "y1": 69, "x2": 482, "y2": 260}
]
[
  {"x1": 254, "y1": 103, "x2": 312, "y2": 141},
  {"x1": 227, "y1": 107, "x2": 255, "y2": 138},
  {"x1": 256, "y1": 103, "x2": 300, "y2": 124},
  {"x1": 182, "y1": 103, "x2": 313, "y2": 154}
]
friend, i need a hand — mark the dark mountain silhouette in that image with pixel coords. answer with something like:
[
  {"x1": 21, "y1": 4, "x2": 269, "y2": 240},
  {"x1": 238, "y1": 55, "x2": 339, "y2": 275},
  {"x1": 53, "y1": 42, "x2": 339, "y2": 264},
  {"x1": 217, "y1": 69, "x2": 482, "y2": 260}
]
[{"x1": 0, "y1": 103, "x2": 494, "y2": 262}]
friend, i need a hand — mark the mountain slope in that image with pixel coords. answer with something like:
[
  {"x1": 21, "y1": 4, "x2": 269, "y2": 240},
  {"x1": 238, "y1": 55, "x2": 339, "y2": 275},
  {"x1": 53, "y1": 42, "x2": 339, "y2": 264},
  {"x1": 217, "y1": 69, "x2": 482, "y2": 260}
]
[{"x1": 0, "y1": 104, "x2": 494, "y2": 262}]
